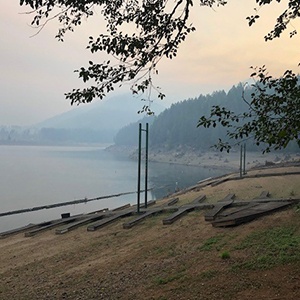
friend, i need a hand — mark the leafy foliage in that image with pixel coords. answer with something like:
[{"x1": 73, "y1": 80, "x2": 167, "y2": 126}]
[
  {"x1": 247, "y1": 0, "x2": 300, "y2": 41},
  {"x1": 20, "y1": 1, "x2": 300, "y2": 105},
  {"x1": 19, "y1": 1, "x2": 300, "y2": 151},
  {"x1": 20, "y1": 0, "x2": 210, "y2": 106},
  {"x1": 198, "y1": 67, "x2": 300, "y2": 153}
]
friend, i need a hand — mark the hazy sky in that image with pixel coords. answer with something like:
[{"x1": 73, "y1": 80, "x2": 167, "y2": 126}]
[{"x1": 1, "y1": 1, "x2": 299, "y2": 126}]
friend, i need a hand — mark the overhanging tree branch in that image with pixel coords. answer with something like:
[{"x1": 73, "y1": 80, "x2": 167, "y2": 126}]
[
  {"x1": 19, "y1": 0, "x2": 300, "y2": 150},
  {"x1": 198, "y1": 67, "x2": 300, "y2": 153}
]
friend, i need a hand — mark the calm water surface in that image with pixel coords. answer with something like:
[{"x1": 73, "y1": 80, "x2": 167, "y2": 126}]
[{"x1": 0, "y1": 145, "x2": 226, "y2": 232}]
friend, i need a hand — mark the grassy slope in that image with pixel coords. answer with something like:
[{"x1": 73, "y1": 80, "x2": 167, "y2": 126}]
[{"x1": 1, "y1": 166, "x2": 300, "y2": 300}]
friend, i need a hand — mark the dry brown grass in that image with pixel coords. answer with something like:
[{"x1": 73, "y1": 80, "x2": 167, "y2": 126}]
[{"x1": 1, "y1": 165, "x2": 300, "y2": 300}]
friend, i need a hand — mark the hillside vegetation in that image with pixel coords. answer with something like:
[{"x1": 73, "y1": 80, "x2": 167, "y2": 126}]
[{"x1": 115, "y1": 84, "x2": 299, "y2": 153}]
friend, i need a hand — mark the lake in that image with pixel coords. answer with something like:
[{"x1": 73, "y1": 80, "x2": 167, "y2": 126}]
[{"x1": 0, "y1": 145, "x2": 226, "y2": 232}]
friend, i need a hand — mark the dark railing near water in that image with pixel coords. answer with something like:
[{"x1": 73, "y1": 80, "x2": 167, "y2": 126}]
[{"x1": 0, "y1": 189, "x2": 150, "y2": 217}]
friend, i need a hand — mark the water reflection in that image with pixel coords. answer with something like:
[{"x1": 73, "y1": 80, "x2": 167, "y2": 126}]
[
  {"x1": 149, "y1": 161, "x2": 226, "y2": 199},
  {"x1": 0, "y1": 145, "x2": 226, "y2": 232}
]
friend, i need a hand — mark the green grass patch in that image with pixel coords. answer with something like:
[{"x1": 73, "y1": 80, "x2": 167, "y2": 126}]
[
  {"x1": 154, "y1": 272, "x2": 185, "y2": 285},
  {"x1": 220, "y1": 251, "x2": 230, "y2": 259},
  {"x1": 233, "y1": 225, "x2": 300, "y2": 270},
  {"x1": 198, "y1": 234, "x2": 225, "y2": 251}
]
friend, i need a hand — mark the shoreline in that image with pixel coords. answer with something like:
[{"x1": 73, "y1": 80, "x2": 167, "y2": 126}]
[
  {"x1": 1, "y1": 164, "x2": 300, "y2": 300},
  {"x1": 106, "y1": 144, "x2": 300, "y2": 171}
]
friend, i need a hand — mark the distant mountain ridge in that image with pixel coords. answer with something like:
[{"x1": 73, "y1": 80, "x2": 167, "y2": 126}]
[
  {"x1": 0, "y1": 94, "x2": 166, "y2": 145},
  {"x1": 35, "y1": 93, "x2": 165, "y2": 131},
  {"x1": 13, "y1": 93, "x2": 166, "y2": 144}
]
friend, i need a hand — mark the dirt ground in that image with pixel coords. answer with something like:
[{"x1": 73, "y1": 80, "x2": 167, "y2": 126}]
[{"x1": 1, "y1": 165, "x2": 300, "y2": 300}]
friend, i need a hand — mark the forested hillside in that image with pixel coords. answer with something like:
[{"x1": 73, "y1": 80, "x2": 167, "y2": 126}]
[
  {"x1": 114, "y1": 84, "x2": 299, "y2": 152},
  {"x1": 114, "y1": 84, "x2": 248, "y2": 150}
]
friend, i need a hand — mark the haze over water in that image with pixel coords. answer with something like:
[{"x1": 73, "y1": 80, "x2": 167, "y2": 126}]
[{"x1": 0, "y1": 145, "x2": 226, "y2": 232}]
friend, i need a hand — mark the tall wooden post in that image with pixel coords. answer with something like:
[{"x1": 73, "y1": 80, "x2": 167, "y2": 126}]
[
  {"x1": 137, "y1": 123, "x2": 142, "y2": 213},
  {"x1": 240, "y1": 144, "x2": 243, "y2": 178},
  {"x1": 144, "y1": 123, "x2": 149, "y2": 208},
  {"x1": 137, "y1": 123, "x2": 149, "y2": 213},
  {"x1": 243, "y1": 143, "x2": 246, "y2": 175}
]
